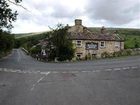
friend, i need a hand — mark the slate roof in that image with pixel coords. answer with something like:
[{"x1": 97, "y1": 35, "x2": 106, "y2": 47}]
[{"x1": 68, "y1": 32, "x2": 124, "y2": 41}]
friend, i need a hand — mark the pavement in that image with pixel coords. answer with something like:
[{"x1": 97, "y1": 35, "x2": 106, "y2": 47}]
[{"x1": 0, "y1": 49, "x2": 140, "y2": 105}]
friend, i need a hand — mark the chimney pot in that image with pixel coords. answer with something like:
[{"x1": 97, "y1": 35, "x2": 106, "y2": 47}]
[{"x1": 75, "y1": 19, "x2": 82, "y2": 26}]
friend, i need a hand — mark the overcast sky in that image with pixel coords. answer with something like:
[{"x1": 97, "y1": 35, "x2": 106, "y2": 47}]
[{"x1": 10, "y1": 0, "x2": 140, "y2": 33}]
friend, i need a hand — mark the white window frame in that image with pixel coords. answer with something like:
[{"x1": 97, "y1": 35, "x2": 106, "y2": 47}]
[
  {"x1": 100, "y1": 41, "x2": 105, "y2": 48},
  {"x1": 115, "y1": 42, "x2": 120, "y2": 48},
  {"x1": 76, "y1": 40, "x2": 82, "y2": 47}
]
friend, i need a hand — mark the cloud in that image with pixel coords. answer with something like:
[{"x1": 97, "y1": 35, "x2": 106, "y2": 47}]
[
  {"x1": 51, "y1": 6, "x2": 82, "y2": 18},
  {"x1": 86, "y1": 0, "x2": 140, "y2": 25},
  {"x1": 11, "y1": 0, "x2": 86, "y2": 33},
  {"x1": 12, "y1": 19, "x2": 49, "y2": 33},
  {"x1": 10, "y1": 0, "x2": 140, "y2": 33}
]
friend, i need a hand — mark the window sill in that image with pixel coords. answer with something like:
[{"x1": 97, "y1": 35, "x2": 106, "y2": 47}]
[
  {"x1": 100, "y1": 46, "x2": 106, "y2": 49},
  {"x1": 76, "y1": 46, "x2": 82, "y2": 48},
  {"x1": 115, "y1": 46, "x2": 120, "y2": 48}
]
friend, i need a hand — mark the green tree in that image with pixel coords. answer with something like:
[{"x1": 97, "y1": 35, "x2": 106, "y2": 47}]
[
  {"x1": 0, "y1": 0, "x2": 22, "y2": 31},
  {"x1": 134, "y1": 38, "x2": 139, "y2": 48},
  {"x1": 0, "y1": 0, "x2": 22, "y2": 57},
  {"x1": 30, "y1": 45, "x2": 41, "y2": 55},
  {"x1": 49, "y1": 24, "x2": 74, "y2": 61},
  {"x1": 0, "y1": 31, "x2": 14, "y2": 57}
]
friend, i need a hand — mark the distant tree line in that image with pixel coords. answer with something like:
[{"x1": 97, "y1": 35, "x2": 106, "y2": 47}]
[
  {"x1": 14, "y1": 33, "x2": 50, "y2": 50},
  {"x1": 0, "y1": 31, "x2": 14, "y2": 58}
]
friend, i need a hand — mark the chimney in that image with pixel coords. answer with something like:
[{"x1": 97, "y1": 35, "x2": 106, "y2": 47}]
[
  {"x1": 101, "y1": 26, "x2": 106, "y2": 34},
  {"x1": 75, "y1": 19, "x2": 82, "y2": 26}
]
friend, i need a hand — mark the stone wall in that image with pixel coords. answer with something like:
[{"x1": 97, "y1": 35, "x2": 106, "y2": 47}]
[{"x1": 73, "y1": 40, "x2": 124, "y2": 59}]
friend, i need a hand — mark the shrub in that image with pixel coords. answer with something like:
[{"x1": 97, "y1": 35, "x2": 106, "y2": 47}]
[
  {"x1": 0, "y1": 32, "x2": 14, "y2": 55},
  {"x1": 125, "y1": 50, "x2": 132, "y2": 56},
  {"x1": 30, "y1": 45, "x2": 41, "y2": 55},
  {"x1": 101, "y1": 52, "x2": 112, "y2": 58},
  {"x1": 112, "y1": 49, "x2": 132, "y2": 57},
  {"x1": 113, "y1": 51, "x2": 122, "y2": 57}
]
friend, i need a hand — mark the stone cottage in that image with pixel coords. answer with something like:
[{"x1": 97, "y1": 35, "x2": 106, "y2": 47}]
[{"x1": 68, "y1": 19, "x2": 124, "y2": 59}]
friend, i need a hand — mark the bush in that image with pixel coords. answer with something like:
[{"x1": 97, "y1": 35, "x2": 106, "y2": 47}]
[
  {"x1": 101, "y1": 52, "x2": 113, "y2": 58},
  {"x1": 57, "y1": 46, "x2": 74, "y2": 61},
  {"x1": 101, "y1": 49, "x2": 134, "y2": 59},
  {"x1": 112, "y1": 49, "x2": 132, "y2": 57},
  {"x1": 124, "y1": 50, "x2": 132, "y2": 56},
  {"x1": 113, "y1": 51, "x2": 122, "y2": 57},
  {"x1": 0, "y1": 31, "x2": 14, "y2": 56},
  {"x1": 85, "y1": 54, "x2": 91, "y2": 60},
  {"x1": 30, "y1": 45, "x2": 41, "y2": 55}
]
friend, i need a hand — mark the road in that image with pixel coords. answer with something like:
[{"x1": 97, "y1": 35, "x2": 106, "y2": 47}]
[{"x1": 0, "y1": 49, "x2": 140, "y2": 105}]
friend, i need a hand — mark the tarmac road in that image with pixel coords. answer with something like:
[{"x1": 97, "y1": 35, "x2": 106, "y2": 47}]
[{"x1": 0, "y1": 49, "x2": 140, "y2": 105}]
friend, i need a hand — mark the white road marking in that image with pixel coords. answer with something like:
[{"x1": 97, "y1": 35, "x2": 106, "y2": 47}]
[
  {"x1": 3, "y1": 68, "x2": 9, "y2": 72},
  {"x1": 0, "y1": 65, "x2": 139, "y2": 76},
  {"x1": 40, "y1": 72, "x2": 46, "y2": 75},
  {"x1": 105, "y1": 69, "x2": 112, "y2": 71},
  {"x1": 40, "y1": 72, "x2": 50, "y2": 75},
  {"x1": 30, "y1": 84, "x2": 36, "y2": 91},
  {"x1": 30, "y1": 72, "x2": 50, "y2": 91},
  {"x1": 37, "y1": 76, "x2": 44, "y2": 83},
  {"x1": 71, "y1": 71, "x2": 79, "y2": 73},
  {"x1": 10, "y1": 69, "x2": 17, "y2": 72},
  {"x1": 113, "y1": 68, "x2": 121, "y2": 71},
  {"x1": 26, "y1": 71, "x2": 34, "y2": 74},
  {"x1": 62, "y1": 71, "x2": 68, "y2": 73},
  {"x1": 122, "y1": 67, "x2": 127, "y2": 70},
  {"x1": 82, "y1": 71, "x2": 91, "y2": 73},
  {"x1": 125, "y1": 67, "x2": 130, "y2": 70},
  {"x1": 14, "y1": 70, "x2": 21, "y2": 72},
  {"x1": 131, "y1": 66, "x2": 138, "y2": 69},
  {"x1": 52, "y1": 71, "x2": 59, "y2": 74},
  {"x1": 94, "y1": 70, "x2": 102, "y2": 72},
  {"x1": 17, "y1": 70, "x2": 24, "y2": 73}
]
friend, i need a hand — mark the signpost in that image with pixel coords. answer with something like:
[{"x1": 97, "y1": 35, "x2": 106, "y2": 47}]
[{"x1": 86, "y1": 42, "x2": 98, "y2": 50}]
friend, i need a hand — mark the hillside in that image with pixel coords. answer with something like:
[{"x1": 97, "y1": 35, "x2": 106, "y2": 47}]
[
  {"x1": 15, "y1": 27, "x2": 140, "y2": 38},
  {"x1": 88, "y1": 27, "x2": 140, "y2": 36},
  {"x1": 14, "y1": 27, "x2": 140, "y2": 49},
  {"x1": 14, "y1": 31, "x2": 49, "y2": 38},
  {"x1": 88, "y1": 27, "x2": 140, "y2": 48}
]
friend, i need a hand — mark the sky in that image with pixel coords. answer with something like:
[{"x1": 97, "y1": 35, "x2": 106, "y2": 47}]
[{"x1": 9, "y1": 0, "x2": 140, "y2": 33}]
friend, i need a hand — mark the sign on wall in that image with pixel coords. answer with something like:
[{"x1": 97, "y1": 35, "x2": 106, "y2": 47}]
[{"x1": 86, "y1": 42, "x2": 98, "y2": 50}]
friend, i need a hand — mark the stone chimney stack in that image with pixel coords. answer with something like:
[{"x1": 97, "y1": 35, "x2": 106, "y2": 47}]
[
  {"x1": 101, "y1": 26, "x2": 106, "y2": 34},
  {"x1": 75, "y1": 19, "x2": 82, "y2": 26}
]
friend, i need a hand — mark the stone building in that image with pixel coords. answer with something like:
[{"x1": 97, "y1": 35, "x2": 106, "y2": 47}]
[{"x1": 68, "y1": 19, "x2": 124, "y2": 59}]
